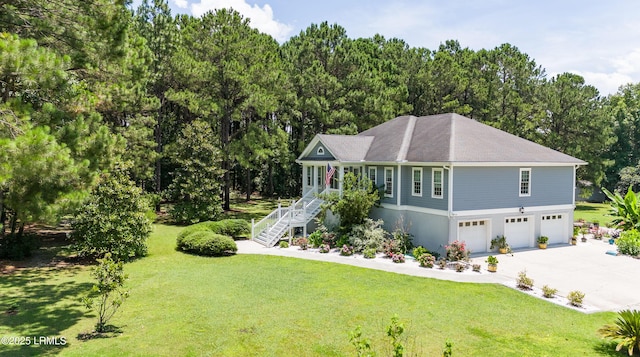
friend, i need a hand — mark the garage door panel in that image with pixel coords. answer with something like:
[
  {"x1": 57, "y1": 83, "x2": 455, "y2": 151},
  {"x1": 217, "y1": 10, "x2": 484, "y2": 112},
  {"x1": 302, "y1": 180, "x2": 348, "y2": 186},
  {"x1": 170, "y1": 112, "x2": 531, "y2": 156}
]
[
  {"x1": 458, "y1": 220, "x2": 489, "y2": 253},
  {"x1": 504, "y1": 216, "x2": 532, "y2": 248},
  {"x1": 541, "y1": 214, "x2": 567, "y2": 244}
]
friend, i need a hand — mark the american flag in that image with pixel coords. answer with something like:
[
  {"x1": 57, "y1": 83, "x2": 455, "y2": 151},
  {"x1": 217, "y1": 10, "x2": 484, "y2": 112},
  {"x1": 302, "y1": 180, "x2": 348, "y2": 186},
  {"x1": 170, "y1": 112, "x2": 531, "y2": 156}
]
[{"x1": 325, "y1": 163, "x2": 336, "y2": 186}]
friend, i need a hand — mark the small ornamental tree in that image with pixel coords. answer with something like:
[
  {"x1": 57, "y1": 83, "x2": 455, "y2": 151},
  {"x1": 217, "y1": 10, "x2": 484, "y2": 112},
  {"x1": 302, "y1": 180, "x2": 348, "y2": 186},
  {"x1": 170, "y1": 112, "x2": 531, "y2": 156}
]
[
  {"x1": 72, "y1": 164, "x2": 152, "y2": 261},
  {"x1": 320, "y1": 172, "x2": 379, "y2": 232},
  {"x1": 82, "y1": 253, "x2": 129, "y2": 333}
]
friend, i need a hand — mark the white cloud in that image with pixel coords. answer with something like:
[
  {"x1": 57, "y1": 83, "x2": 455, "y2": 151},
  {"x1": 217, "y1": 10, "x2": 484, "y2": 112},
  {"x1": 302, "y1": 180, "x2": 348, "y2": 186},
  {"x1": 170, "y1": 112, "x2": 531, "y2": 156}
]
[
  {"x1": 172, "y1": 0, "x2": 188, "y2": 9},
  {"x1": 189, "y1": 0, "x2": 293, "y2": 42}
]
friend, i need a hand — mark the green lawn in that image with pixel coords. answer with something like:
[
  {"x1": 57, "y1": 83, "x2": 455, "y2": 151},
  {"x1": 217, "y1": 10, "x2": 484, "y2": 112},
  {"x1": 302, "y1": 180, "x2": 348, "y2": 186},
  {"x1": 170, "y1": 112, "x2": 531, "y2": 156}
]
[
  {"x1": 0, "y1": 224, "x2": 622, "y2": 356},
  {"x1": 574, "y1": 202, "x2": 613, "y2": 226}
]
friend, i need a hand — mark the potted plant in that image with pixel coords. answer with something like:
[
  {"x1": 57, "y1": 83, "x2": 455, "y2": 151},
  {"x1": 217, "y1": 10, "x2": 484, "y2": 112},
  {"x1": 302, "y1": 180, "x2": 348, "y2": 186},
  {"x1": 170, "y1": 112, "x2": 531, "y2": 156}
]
[
  {"x1": 537, "y1": 236, "x2": 549, "y2": 249},
  {"x1": 490, "y1": 235, "x2": 509, "y2": 254},
  {"x1": 571, "y1": 226, "x2": 579, "y2": 245},
  {"x1": 580, "y1": 227, "x2": 588, "y2": 242},
  {"x1": 486, "y1": 255, "x2": 498, "y2": 272}
]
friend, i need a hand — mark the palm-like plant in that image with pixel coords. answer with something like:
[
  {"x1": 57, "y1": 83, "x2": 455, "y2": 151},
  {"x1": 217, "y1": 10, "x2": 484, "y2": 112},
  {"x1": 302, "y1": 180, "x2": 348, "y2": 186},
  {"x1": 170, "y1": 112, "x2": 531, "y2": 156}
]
[
  {"x1": 602, "y1": 187, "x2": 640, "y2": 230},
  {"x1": 598, "y1": 309, "x2": 640, "y2": 356}
]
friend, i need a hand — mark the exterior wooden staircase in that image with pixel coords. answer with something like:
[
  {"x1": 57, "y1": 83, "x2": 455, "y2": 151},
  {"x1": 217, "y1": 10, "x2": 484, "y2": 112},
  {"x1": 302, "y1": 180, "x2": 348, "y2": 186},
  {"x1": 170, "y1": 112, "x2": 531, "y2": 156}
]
[{"x1": 251, "y1": 190, "x2": 325, "y2": 247}]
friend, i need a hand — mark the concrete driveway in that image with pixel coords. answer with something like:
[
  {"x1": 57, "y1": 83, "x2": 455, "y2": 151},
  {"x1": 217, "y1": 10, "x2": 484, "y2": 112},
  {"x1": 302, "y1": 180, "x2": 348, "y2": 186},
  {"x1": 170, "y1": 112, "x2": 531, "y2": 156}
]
[{"x1": 236, "y1": 238, "x2": 640, "y2": 313}]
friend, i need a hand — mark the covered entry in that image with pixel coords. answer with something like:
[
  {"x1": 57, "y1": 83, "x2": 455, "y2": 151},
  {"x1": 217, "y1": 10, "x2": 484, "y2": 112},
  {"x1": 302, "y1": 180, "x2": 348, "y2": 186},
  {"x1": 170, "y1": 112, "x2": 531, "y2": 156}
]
[
  {"x1": 504, "y1": 216, "x2": 533, "y2": 248},
  {"x1": 457, "y1": 219, "x2": 489, "y2": 253},
  {"x1": 540, "y1": 214, "x2": 568, "y2": 244}
]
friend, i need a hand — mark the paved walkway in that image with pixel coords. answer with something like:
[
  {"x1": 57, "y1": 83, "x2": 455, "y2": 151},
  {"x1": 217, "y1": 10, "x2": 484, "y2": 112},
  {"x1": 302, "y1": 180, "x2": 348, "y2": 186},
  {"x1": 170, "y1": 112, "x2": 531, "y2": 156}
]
[{"x1": 236, "y1": 238, "x2": 640, "y2": 313}]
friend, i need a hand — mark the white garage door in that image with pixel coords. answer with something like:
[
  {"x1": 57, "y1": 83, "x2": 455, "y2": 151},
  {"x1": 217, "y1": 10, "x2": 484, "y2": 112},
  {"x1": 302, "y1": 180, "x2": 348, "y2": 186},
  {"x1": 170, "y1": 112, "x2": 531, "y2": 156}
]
[
  {"x1": 541, "y1": 214, "x2": 568, "y2": 244},
  {"x1": 458, "y1": 220, "x2": 489, "y2": 253},
  {"x1": 504, "y1": 216, "x2": 533, "y2": 248}
]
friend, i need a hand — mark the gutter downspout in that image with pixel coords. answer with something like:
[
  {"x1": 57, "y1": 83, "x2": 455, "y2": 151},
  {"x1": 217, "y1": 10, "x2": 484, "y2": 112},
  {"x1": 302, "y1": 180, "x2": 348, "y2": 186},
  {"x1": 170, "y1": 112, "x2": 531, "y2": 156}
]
[{"x1": 443, "y1": 165, "x2": 453, "y2": 217}]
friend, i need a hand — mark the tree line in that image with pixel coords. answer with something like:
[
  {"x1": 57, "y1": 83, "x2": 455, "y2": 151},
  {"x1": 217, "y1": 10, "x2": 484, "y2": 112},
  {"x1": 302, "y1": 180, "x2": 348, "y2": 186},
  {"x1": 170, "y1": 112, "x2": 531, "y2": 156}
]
[{"x1": 2, "y1": 0, "x2": 640, "y2": 230}]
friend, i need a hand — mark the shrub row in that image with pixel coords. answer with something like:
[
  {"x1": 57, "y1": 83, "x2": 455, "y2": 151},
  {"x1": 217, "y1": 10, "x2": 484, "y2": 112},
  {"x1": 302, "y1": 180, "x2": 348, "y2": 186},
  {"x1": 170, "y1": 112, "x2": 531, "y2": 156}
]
[
  {"x1": 176, "y1": 219, "x2": 249, "y2": 242},
  {"x1": 176, "y1": 219, "x2": 248, "y2": 257},
  {"x1": 176, "y1": 231, "x2": 237, "y2": 256}
]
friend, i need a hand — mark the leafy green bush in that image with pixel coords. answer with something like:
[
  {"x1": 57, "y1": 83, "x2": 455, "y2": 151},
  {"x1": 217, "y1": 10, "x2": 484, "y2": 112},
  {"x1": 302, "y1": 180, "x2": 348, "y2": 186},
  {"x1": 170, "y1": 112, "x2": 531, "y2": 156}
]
[
  {"x1": 363, "y1": 248, "x2": 377, "y2": 259},
  {"x1": 72, "y1": 165, "x2": 152, "y2": 261},
  {"x1": 308, "y1": 230, "x2": 323, "y2": 247},
  {"x1": 598, "y1": 309, "x2": 640, "y2": 356},
  {"x1": 279, "y1": 241, "x2": 289, "y2": 248},
  {"x1": 417, "y1": 253, "x2": 435, "y2": 268},
  {"x1": 516, "y1": 270, "x2": 534, "y2": 290},
  {"x1": 412, "y1": 246, "x2": 427, "y2": 259},
  {"x1": 617, "y1": 229, "x2": 640, "y2": 256},
  {"x1": 568, "y1": 290, "x2": 585, "y2": 307},
  {"x1": 205, "y1": 219, "x2": 250, "y2": 238},
  {"x1": 176, "y1": 231, "x2": 237, "y2": 256},
  {"x1": 348, "y1": 218, "x2": 386, "y2": 252},
  {"x1": 542, "y1": 285, "x2": 557, "y2": 298},
  {"x1": 82, "y1": 253, "x2": 129, "y2": 332}
]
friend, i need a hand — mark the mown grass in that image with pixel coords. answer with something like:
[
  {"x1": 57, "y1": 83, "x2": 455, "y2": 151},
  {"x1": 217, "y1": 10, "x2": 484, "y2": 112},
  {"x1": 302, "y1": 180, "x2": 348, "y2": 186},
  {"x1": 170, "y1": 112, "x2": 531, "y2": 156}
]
[
  {"x1": 0, "y1": 224, "x2": 621, "y2": 356},
  {"x1": 575, "y1": 202, "x2": 613, "y2": 226}
]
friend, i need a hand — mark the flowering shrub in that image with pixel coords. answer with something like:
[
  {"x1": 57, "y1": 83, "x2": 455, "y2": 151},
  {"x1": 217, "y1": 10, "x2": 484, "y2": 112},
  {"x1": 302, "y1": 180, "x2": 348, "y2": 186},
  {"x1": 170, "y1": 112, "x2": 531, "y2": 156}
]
[
  {"x1": 455, "y1": 262, "x2": 466, "y2": 272},
  {"x1": 340, "y1": 244, "x2": 354, "y2": 256},
  {"x1": 445, "y1": 240, "x2": 470, "y2": 261},
  {"x1": 417, "y1": 253, "x2": 435, "y2": 268},
  {"x1": 437, "y1": 258, "x2": 446, "y2": 269},
  {"x1": 349, "y1": 219, "x2": 386, "y2": 252},
  {"x1": 382, "y1": 239, "x2": 402, "y2": 258},
  {"x1": 391, "y1": 253, "x2": 405, "y2": 263},
  {"x1": 318, "y1": 244, "x2": 331, "y2": 253},
  {"x1": 294, "y1": 237, "x2": 309, "y2": 250}
]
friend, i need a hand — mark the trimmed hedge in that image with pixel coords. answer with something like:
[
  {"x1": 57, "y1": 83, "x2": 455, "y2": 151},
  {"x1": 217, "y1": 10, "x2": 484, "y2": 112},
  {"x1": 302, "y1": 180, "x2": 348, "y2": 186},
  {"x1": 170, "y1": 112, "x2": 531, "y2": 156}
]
[
  {"x1": 176, "y1": 231, "x2": 238, "y2": 256},
  {"x1": 176, "y1": 219, "x2": 250, "y2": 242}
]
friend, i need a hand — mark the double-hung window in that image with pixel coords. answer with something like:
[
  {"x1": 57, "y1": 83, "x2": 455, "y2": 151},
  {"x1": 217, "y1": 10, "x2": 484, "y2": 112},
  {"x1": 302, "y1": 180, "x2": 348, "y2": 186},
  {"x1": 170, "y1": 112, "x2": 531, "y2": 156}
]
[
  {"x1": 432, "y1": 168, "x2": 443, "y2": 199},
  {"x1": 519, "y1": 168, "x2": 531, "y2": 196},
  {"x1": 412, "y1": 168, "x2": 422, "y2": 196},
  {"x1": 368, "y1": 167, "x2": 377, "y2": 186},
  {"x1": 384, "y1": 167, "x2": 394, "y2": 198}
]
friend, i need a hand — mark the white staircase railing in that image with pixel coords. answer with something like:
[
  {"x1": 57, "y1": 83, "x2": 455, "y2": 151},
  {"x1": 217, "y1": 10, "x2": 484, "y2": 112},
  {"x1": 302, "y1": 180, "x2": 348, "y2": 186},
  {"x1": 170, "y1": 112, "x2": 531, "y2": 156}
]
[{"x1": 252, "y1": 189, "x2": 326, "y2": 247}]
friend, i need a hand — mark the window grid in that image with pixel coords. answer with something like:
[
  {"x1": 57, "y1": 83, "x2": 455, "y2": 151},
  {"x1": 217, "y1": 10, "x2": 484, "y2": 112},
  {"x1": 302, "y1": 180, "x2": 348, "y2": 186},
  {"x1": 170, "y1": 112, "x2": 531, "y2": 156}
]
[
  {"x1": 520, "y1": 168, "x2": 531, "y2": 196},
  {"x1": 384, "y1": 168, "x2": 393, "y2": 198},
  {"x1": 432, "y1": 168, "x2": 443, "y2": 198},
  {"x1": 412, "y1": 168, "x2": 422, "y2": 196}
]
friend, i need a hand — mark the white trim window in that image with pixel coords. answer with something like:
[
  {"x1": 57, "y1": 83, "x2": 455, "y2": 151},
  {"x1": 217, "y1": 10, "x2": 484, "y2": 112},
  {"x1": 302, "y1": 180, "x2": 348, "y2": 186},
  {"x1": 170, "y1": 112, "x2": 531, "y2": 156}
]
[
  {"x1": 412, "y1": 168, "x2": 422, "y2": 197},
  {"x1": 306, "y1": 166, "x2": 312, "y2": 187},
  {"x1": 432, "y1": 168, "x2": 443, "y2": 199},
  {"x1": 368, "y1": 167, "x2": 377, "y2": 185},
  {"x1": 316, "y1": 146, "x2": 325, "y2": 155},
  {"x1": 519, "y1": 168, "x2": 531, "y2": 197},
  {"x1": 330, "y1": 165, "x2": 340, "y2": 190},
  {"x1": 384, "y1": 167, "x2": 394, "y2": 198}
]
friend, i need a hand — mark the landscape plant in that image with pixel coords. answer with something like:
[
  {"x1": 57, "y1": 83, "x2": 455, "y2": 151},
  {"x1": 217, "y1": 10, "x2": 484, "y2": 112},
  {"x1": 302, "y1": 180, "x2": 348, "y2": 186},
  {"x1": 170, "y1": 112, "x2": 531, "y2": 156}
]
[
  {"x1": 340, "y1": 244, "x2": 354, "y2": 256},
  {"x1": 411, "y1": 246, "x2": 427, "y2": 259},
  {"x1": 417, "y1": 253, "x2": 435, "y2": 268},
  {"x1": 472, "y1": 264, "x2": 481, "y2": 272},
  {"x1": 308, "y1": 229, "x2": 323, "y2": 247},
  {"x1": 568, "y1": 290, "x2": 585, "y2": 307},
  {"x1": 386, "y1": 315, "x2": 405, "y2": 357},
  {"x1": 279, "y1": 241, "x2": 289, "y2": 248},
  {"x1": 617, "y1": 229, "x2": 640, "y2": 256},
  {"x1": 72, "y1": 164, "x2": 152, "y2": 261},
  {"x1": 391, "y1": 253, "x2": 405, "y2": 263},
  {"x1": 516, "y1": 270, "x2": 534, "y2": 290},
  {"x1": 82, "y1": 253, "x2": 129, "y2": 333},
  {"x1": 598, "y1": 309, "x2": 640, "y2": 356},
  {"x1": 602, "y1": 186, "x2": 640, "y2": 230},
  {"x1": 391, "y1": 217, "x2": 413, "y2": 254},
  {"x1": 176, "y1": 231, "x2": 238, "y2": 256},
  {"x1": 542, "y1": 285, "x2": 558, "y2": 298},
  {"x1": 294, "y1": 237, "x2": 309, "y2": 250},
  {"x1": 349, "y1": 218, "x2": 387, "y2": 252},
  {"x1": 320, "y1": 172, "x2": 379, "y2": 232},
  {"x1": 363, "y1": 248, "x2": 377, "y2": 259},
  {"x1": 445, "y1": 240, "x2": 470, "y2": 261},
  {"x1": 319, "y1": 243, "x2": 331, "y2": 253}
]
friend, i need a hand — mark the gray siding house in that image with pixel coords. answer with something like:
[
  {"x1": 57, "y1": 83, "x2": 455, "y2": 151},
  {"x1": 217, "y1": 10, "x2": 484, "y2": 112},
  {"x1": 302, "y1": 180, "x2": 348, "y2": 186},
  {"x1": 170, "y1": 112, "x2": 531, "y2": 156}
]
[{"x1": 295, "y1": 113, "x2": 586, "y2": 255}]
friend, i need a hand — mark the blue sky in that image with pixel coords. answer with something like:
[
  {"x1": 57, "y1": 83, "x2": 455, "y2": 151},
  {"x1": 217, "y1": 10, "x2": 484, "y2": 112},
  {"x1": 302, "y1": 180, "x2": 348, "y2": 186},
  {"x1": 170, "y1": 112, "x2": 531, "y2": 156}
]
[{"x1": 140, "y1": 0, "x2": 640, "y2": 96}]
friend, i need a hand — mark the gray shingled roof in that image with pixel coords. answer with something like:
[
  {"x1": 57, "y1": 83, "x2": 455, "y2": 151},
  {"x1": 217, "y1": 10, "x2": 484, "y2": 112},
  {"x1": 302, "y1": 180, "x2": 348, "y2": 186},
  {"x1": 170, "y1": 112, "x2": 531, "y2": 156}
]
[
  {"x1": 315, "y1": 134, "x2": 374, "y2": 162},
  {"x1": 357, "y1": 113, "x2": 585, "y2": 164}
]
